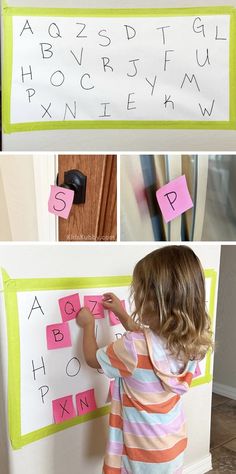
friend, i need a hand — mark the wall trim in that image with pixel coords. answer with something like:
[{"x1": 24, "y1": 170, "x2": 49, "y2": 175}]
[
  {"x1": 213, "y1": 382, "x2": 236, "y2": 400},
  {"x1": 33, "y1": 154, "x2": 57, "y2": 241},
  {"x1": 183, "y1": 454, "x2": 212, "y2": 474}
]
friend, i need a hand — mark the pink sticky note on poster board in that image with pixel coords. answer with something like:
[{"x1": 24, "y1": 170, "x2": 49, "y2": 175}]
[
  {"x1": 46, "y1": 322, "x2": 72, "y2": 350},
  {"x1": 58, "y1": 293, "x2": 81, "y2": 322},
  {"x1": 84, "y1": 295, "x2": 105, "y2": 319},
  {"x1": 48, "y1": 185, "x2": 74, "y2": 219},
  {"x1": 109, "y1": 300, "x2": 126, "y2": 326},
  {"x1": 52, "y1": 395, "x2": 76, "y2": 424},
  {"x1": 76, "y1": 389, "x2": 97, "y2": 416},
  {"x1": 193, "y1": 362, "x2": 202, "y2": 379},
  {"x1": 156, "y1": 175, "x2": 193, "y2": 223}
]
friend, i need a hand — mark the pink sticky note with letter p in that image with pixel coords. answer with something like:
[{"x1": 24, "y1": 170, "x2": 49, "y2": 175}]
[
  {"x1": 76, "y1": 389, "x2": 97, "y2": 416},
  {"x1": 156, "y1": 175, "x2": 193, "y2": 223},
  {"x1": 48, "y1": 185, "x2": 74, "y2": 219}
]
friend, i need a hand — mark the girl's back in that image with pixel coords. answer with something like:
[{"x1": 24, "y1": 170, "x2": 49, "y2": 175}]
[{"x1": 97, "y1": 329, "x2": 197, "y2": 474}]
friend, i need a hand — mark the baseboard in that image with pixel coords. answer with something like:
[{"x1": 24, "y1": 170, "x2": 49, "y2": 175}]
[
  {"x1": 183, "y1": 454, "x2": 212, "y2": 474},
  {"x1": 213, "y1": 382, "x2": 236, "y2": 400}
]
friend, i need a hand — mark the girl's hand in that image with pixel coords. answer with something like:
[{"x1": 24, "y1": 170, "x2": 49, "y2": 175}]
[
  {"x1": 76, "y1": 307, "x2": 94, "y2": 328},
  {"x1": 102, "y1": 293, "x2": 125, "y2": 317}
]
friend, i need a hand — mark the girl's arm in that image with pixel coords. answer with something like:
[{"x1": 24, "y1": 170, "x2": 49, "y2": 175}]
[
  {"x1": 76, "y1": 308, "x2": 101, "y2": 369},
  {"x1": 102, "y1": 293, "x2": 140, "y2": 331}
]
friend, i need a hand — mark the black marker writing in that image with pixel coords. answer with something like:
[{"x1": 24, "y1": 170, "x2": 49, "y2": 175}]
[
  {"x1": 63, "y1": 101, "x2": 76, "y2": 120},
  {"x1": 196, "y1": 49, "x2": 210, "y2": 67},
  {"x1": 28, "y1": 296, "x2": 44, "y2": 319},
  {"x1": 80, "y1": 73, "x2": 95, "y2": 90},
  {"x1": 127, "y1": 59, "x2": 140, "y2": 78},
  {"x1": 127, "y1": 92, "x2": 136, "y2": 110},
  {"x1": 50, "y1": 70, "x2": 65, "y2": 87},
  {"x1": 26, "y1": 88, "x2": 36, "y2": 103},
  {"x1": 181, "y1": 73, "x2": 200, "y2": 92},
  {"x1": 38, "y1": 385, "x2": 49, "y2": 404},
  {"x1": 20, "y1": 20, "x2": 33, "y2": 36},
  {"x1": 164, "y1": 95, "x2": 174, "y2": 109},
  {"x1": 40, "y1": 43, "x2": 53, "y2": 59},
  {"x1": 48, "y1": 23, "x2": 62, "y2": 39},
  {"x1": 164, "y1": 191, "x2": 177, "y2": 210},
  {"x1": 193, "y1": 17, "x2": 205, "y2": 37},
  {"x1": 70, "y1": 48, "x2": 84, "y2": 67},
  {"x1": 199, "y1": 99, "x2": 215, "y2": 117},
  {"x1": 79, "y1": 396, "x2": 89, "y2": 411},
  {"x1": 52, "y1": 328, "x2": 64, "y2": 342},
  {"x1": 76, "y1": 23, "x2": 87, "y2": 38},
  {"x1": 53, "y1": 192, "x2": 67, "y2": 211},
  {"x1": 21, "y1": 65, "x2": 32, "y2": 83},
  {"x1": 102, "y1": 57, "x2": 113, "y2": 73},
  {"x1": 60, "y1": 399, "x2": 70, "y2": 418},
  {"x1": 156, "y1": 26, "x2": 171, "y2": 45},
  {"x1": 164, "y1": 50, "x2": 174, "y2": 71},
  {"x1": 32, "y1": 356, "x2": 46, "y2": 381},
  {"x1": 98, "y1": 30, "x2": 111, "y2": 47},
  {"x1": 146, "y1": 76, "x2": 157, "y2": 96},
  {"x1": 215, "y1": 26, "x2": 227, "y2": 40},
  {"x1": 99, "y1": 102, "x2": 111, "y2": 117},
  {"x1": 66, "y1": 357, "x2": 81, "y2": 377},
  {"x1": 41, "y1": 103, "x2": 52, "y2": 119},
  {"x1": 124, "y1": 25, "x2": 136, "y2": 41}
]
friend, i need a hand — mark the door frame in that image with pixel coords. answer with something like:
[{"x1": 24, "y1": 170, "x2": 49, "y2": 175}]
[{"x1": 33, "y1": 154, "x2": 58, "y2": 241}]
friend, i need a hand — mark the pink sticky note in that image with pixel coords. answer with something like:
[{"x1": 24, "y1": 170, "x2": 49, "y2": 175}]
[
  {"x1": 193, "y1": 362, "x2": 202, "y2": 379},
  {"x1": 58, "y1": 293, "x2": 81, "y2": 322},
  {"x1": 109, "y1": 300, "x2": 126, "y2": 326},
  {"x1": 48, "y1": 185, "x2": 74, "y2": 219},
  {"x1": 76, "y1": 389, "x2": 97, "y2": 416},
  {"x1": 84, "y1": 295, "x2": 105, "y2": 319},
  {"x1": 46, "y1": 322, "x2": 72, "y2": 350},
  {"x1": 52, "y1": 395, "x2": 76, "y2": 424},
  {"x1": 156, "y1": 175, "x2": 193, "y2": 223}
]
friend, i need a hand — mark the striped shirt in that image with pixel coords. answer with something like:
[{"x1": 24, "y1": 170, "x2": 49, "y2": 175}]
[{"x1": 96, "y1": 329, "x2": 197, "y2": 474}]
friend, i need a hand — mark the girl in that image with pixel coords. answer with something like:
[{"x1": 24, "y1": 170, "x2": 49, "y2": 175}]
[{"x1": 77, "y1": 246, "x2": 213, "y2": 474}]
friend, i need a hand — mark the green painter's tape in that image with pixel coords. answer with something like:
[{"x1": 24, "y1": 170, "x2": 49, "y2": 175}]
[
  {"x1": 2, "y1": 6, "x2": 236, "y2": 132},
  {"x1": 191, "y1": 269, "x2": 217, "y2": 388},
  {"x1": 1, "y1": 268, "x2": 217, "y2": 448}
]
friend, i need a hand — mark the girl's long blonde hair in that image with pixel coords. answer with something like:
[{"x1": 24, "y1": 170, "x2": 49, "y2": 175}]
[{"x1": 131, "y1": 246, "x2": 213, "y2": 362}]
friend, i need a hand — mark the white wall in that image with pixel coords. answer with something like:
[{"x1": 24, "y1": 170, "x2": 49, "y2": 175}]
[
  {"x1": 0, "y1": 243, "x2": 221, "y2": 474},
  {"x1": 2, "y1": 0, "x2": 236, "y2": 151},
  {"x1": 0, "y1": 155, "x2": 38, "y2": 240},
  {"x1": 213, "y1": 246, "x2": 236, "y2": 394},
  {"x1": 0, "y1": 154, "x2": 57, "y2": 241}
]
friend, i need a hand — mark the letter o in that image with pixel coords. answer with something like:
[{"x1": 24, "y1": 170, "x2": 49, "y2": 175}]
[{"x1": 50, "y1": 70, "x2": 65, "y2": 87}]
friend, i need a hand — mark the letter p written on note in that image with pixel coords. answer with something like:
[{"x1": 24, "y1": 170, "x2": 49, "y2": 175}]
[{"x1": 156, "y1": 175, "x2": 193, "y2": 223}]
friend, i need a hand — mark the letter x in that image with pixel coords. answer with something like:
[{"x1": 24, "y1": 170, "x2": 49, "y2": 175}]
[{"x1": 60, "y1": 399, "x2": 70, "y2": 418}]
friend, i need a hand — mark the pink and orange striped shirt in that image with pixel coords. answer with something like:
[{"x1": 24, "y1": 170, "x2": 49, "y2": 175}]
[{"x1": 96, "y1": 329, "x2": 197, "y2": 474}]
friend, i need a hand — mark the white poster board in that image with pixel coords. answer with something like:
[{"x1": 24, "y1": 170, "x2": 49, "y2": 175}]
[{"x1": 3, "y1": 6, "x2": 236, "y2": 132}]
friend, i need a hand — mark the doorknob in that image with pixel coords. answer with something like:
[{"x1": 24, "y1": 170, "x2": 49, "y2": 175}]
[{"x1": 57, "y1": 169, "x2": 87, "y2": 204}]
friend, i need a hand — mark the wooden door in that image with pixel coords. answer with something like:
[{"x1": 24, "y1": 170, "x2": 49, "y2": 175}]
[{"x1": 58, "y1": 155, "x2": 117, "y2": 241}]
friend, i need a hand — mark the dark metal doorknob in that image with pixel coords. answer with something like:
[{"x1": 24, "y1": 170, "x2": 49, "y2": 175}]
[{"x1": 58, "y1": 169, "x2": 87, "y2": 204}]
